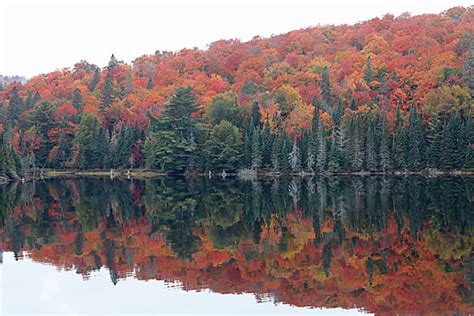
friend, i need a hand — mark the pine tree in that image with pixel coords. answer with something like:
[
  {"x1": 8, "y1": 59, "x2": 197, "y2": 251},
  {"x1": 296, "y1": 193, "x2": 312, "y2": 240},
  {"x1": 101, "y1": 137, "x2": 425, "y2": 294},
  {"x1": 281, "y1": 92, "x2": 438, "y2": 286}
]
[
  {"x1": 288, "y1": 139, "x2": 301, "y2": 173},
  {"x1": 101, "y1": 71, "x2": 114, "y2": 112},
  {"x1": 251, "y1": 127, "x2": 262, "y2": 170},
  {"x1": 321, "y1": 66, "x2": 331, "y2": 111},
  {"x1": 204, "y1": 121, "x2": 242, "y2": 171},
  {"x1": 89, "y1": 67, "x2": 100, "y2": 92},
  {"x1": 251, "y1": 101, "x2": 261, "y2": 127},
  {"x1": 392, "y1": 105, "x2": 407, "y2": 170},
  {"x1": 379, "y1": 116, "x2": 392, "y2": 172},
  {"x1": 316, "y1": 125, "x2": 328, "y2": 172},
  {"x1": 352, "y1": 122, "x2": 365, "y2": 171},
  {"x1": 366, "y1": 121, "x2": 377, "y2": 171},
  {"x1": 442, "y1": 111, "x2": 466, "y2": 169},
  {"x1": 427, "y1": 114, "x2": 444, "y2": 169},
  {"x1": 7, "y1": 86, "x2": 23, "y2": 122},
  {"x1": 146, "y1": 78, "x2": 154, "y2": 90},
  {"x1": 107, "y1": 54, "x2": 118, "y2": 70},
  {"x1": 72, "y1": 88, "x2": 84, "y2": 112},
  {"x1": 364, "y1": 56, "x2": 374, "y2": 83},
  {"x1": 279, "y1": 130, "x2": 291, "y2": 173},
  {"x1": 260, "y1": 121, "x2": 273, "y2": 168},
  {"x1": 271, "y1": 131, "x2": 282, "y2": 171},
  {"x1": 407, "y1": 104, "x2": 422, "y2": 171},
  {"x1": 350, "y1": 97, "x2": 357, "y2": 111}
]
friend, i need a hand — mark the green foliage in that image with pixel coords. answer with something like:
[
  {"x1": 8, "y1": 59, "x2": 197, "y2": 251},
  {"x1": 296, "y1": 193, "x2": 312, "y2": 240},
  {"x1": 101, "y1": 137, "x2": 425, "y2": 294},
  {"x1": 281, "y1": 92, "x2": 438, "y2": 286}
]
[{"x1": 205, "y1": 121, "x2": 242, "y2": 171}]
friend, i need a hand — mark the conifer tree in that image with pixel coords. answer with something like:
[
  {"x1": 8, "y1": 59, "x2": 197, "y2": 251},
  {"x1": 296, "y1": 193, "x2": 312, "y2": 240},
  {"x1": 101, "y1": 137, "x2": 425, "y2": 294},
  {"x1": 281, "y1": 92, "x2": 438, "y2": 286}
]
[
  {"x1": 89, "y1": 67, "x2": 100, "y2": 92},
  {"x1": 366, "y1": 121, "x2": 377, "y2": 171},
  {"x1": 146, "y1": 78, "x2": 154, "y2": 90},
  {"x1": 392, "y1": 105, "x2": 407, "y2": 170},
  {"x1": 321, "y1": 66, "x2": 331, "y2": 111},
  {"x1": 379, "y1": 116, "x2": 392, "y2": 172},
  {"x1": 316, "y1": 125, "x2": 328, "y2": 172},
  {"x1": 288, "y1": 139, "x2": 301, "y2": 172},
  {"x1": 364, "y1": 56, "x2": 374, "y2": 83},
  {"x1": 72, "y1": 88, "x2": 84, "y2": 112},
  {"x1": 251, "y1": 127, "x2": 262, "y2": 170}
]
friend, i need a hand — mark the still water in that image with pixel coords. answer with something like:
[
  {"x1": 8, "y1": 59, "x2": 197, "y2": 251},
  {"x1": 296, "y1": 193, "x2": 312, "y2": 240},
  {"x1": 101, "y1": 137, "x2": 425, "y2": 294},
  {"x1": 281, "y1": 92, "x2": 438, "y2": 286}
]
[{"x1": 1, "y1": 176, "x2": 473, "y2": 315}]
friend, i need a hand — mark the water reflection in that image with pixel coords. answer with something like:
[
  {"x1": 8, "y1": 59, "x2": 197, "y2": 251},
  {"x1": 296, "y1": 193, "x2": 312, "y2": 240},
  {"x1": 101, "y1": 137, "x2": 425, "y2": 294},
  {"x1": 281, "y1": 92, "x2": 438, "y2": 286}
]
[{"x1": 0, "y1": 176, "x2": 473, "y2": 314}]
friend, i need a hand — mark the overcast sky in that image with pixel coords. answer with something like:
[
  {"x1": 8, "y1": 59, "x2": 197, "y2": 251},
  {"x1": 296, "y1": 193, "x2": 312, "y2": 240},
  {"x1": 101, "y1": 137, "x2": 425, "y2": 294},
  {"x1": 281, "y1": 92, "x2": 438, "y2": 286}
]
[{"x1": 0, "y1": 0, "x2": 472, "y2": 78}]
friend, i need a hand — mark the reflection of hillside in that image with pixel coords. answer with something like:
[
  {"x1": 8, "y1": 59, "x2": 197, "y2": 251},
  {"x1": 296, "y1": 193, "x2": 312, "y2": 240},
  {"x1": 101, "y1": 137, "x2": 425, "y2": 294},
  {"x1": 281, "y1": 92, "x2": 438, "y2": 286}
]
[{"x1": 0, "y1": 177, "x2": 473, "y2": 315}]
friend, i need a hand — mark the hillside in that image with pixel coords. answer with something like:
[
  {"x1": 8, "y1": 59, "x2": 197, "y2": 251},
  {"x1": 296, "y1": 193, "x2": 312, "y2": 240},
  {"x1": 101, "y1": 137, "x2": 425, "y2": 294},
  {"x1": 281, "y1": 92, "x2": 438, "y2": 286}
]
[{"x1": 0, "y1": 6, "x2": 472, "y2": 173}]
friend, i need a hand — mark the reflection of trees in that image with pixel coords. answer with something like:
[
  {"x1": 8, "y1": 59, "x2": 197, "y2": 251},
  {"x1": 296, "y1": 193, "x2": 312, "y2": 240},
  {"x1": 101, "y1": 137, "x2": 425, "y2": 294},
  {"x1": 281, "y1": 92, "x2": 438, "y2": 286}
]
[
  {"x1": 0, "y1": 176, "x2": 473, "y2": 313},
  {"x1": 143, "y1": 178, "x2": 201, "y2": 260}
]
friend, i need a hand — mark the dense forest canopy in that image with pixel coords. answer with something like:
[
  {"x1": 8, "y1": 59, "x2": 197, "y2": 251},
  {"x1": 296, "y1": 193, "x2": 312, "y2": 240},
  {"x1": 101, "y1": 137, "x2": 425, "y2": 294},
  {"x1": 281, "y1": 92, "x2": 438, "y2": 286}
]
[{"x1": 0, "y1": 7, "x2": 473, "y2": 174}]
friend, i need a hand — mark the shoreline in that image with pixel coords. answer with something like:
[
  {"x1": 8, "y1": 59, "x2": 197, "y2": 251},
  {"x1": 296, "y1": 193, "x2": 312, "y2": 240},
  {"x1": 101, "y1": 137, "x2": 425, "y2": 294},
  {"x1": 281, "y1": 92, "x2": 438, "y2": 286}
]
[{"x1": 9, "y1": 168, "x2": 474, "y2": 182}]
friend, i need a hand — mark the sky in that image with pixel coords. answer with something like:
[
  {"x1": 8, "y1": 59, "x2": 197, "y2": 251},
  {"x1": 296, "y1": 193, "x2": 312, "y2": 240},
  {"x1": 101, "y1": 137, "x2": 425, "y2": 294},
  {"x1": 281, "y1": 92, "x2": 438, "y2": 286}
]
[{"x1": 0, "y1": 0, "x2": 472, "y2": 78}]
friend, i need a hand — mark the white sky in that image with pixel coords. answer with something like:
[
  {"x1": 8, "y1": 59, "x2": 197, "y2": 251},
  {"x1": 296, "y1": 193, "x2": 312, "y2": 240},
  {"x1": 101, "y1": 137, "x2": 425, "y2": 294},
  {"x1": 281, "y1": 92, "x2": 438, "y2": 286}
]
[{"x1": 0, "y1": 0, "x2": 472, "y2": 78}]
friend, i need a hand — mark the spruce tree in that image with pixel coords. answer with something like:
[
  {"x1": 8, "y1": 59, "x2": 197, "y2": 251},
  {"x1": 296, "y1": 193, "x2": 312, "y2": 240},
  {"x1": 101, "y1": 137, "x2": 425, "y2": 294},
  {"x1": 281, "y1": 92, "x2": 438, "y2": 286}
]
[
  {"x1": 442, "y1": 111, "x2": 466, "y2": 169},
  {"x1": 72, "y1": 88, "x2": 84, "y2": 112},
  {"x1": 379, "y1": 116, "x2": 392, "y2": 172},
  {"x1": 7, "y1": 87, "x2": 23, "y2": 122},
  {"x1": 271, "y1": 131, "x2": 282, "y2": 171},
  {"x1": 392, "y1": 105, "x2": 407, "y2": 170},
  {"x1": 89, "y1": 67, "x2": 100, "y2": 92},
  {"x1": 407, "y1": 104, "x2": 422, "y2": 171},
  {"x1": 364, "y1": 56, "x2": 374, "y2": 83},
  {"x1": 101, "y1": 71, "x2": 114, "y2": 112},
  {"x1": 260, "y1": 121, "x2": 273, "y2": 168},
  {"x1": 366, "y1": 121, "x2": 377, "y2": 171},
  {"x1": 321, "y1": 66, "x2": 331, "y2": 111},
  {"x1": 146, "y1": 78, "x2": 154, "y2": 90},
  {"x1": 251, "y1": 127, "x2": 262, "y2": 170},
  {"x1": 288, "y1": 139, "x2": 301, "y2": 173},
  {"x1": 316, "y1": 126, "x2": 328, "y2": 172}
]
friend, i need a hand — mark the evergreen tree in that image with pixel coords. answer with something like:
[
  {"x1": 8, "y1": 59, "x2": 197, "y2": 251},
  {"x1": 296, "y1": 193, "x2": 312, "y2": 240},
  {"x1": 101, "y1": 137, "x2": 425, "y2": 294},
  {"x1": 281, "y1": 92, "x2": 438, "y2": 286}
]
[
  {"x1": 100, "y1": 71, "x2": 114, "y2": 112},
  {"x1": 316, "y1": 126, "x2": 328, "y2": 172},
  {"x1": 205, "y1": 121, "x2": 242, "y2": 171},
  {"x1": 366, "y1": 121, "x2": 377, "y2": 171},
  {"x1": 427, "y1": 114, "x2": 444, "y2": 169},
  {"x1": 271, "y1": 131, "x2": 282, "y2": 171},
  {"x1": 146, "y1": 78, "x2": 154, "y2": 90},
  {"x1": 251, "y1": 101, "x2": 261, "y2": 127},
  {"x1": 321, "y1": 66, "x2": 331, "y2": 111},
  {"x1": 251, "y1": 127, "x2": 262, "y2": 169},
  {"x1": 72, "y1": 88, "x2": 84, "y2": 112},
  {"x1": 407, "y1": 104, "x2": 422, "y2": 171},
  {"x1": 392, "y1": 105, "x2": 407, "y2": 170},
  {"x1": 288, "y1": 139, "x2": 301, "y2": 172},
  {"x1": 364, "y1": 56, "x2": 374, "y2": 83},
  {"x1": 143, "y1": 87, "x2": 199, "y2": 173},
  {"x1": 379, "y1": 116, "x2": 392, "y2": 172},
  {"x1": 75, "y1": 112, "x2": 100, "y2": 169},
  {"x1": 260, "y1": 121, "x2": 273, "y2": 168},
  {"x1": 7, "y1": 86, "x2": 23, "y2": 122},
  {"x1": 352, "y1": 122, "x2": 365, "y2": 171},
  {"x1": 442, "y1": 111, "x2": 467, "y2": 169},
  {"x1": 350, "y1": 97, "x2": 357, "y2": 111},
  {"x1": 89, "y1": 67, "x2": 100, "y2": 92}
]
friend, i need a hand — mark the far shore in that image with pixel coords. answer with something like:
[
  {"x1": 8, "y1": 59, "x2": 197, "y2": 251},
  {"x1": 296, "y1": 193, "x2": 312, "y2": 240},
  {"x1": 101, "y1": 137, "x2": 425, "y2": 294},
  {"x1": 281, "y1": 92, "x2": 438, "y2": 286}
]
[{"x1": 2, "y1": 168, "x2": 469, "y2": 182}]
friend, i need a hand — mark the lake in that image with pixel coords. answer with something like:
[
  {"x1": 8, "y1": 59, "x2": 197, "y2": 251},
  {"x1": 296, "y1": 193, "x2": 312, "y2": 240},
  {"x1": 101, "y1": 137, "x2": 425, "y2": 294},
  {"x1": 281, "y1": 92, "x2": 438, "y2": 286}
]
[{"x1": 1, "y1": 176, "x2": 473, "y2": 315}]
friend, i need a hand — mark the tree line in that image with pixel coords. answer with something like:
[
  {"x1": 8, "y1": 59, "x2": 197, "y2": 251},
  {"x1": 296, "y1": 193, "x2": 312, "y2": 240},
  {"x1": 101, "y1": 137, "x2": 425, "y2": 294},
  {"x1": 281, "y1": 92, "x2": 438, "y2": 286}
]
[{"x1": 1, "y1": 84, "x2": 472, "y2": 175}]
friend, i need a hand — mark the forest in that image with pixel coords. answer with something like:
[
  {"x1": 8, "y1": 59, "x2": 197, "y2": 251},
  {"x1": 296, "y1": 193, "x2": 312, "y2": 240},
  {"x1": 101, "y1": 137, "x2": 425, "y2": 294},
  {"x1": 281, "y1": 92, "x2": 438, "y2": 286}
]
[{"x1": 0, "y1": 7, "x2": 473, "y2": 176}]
